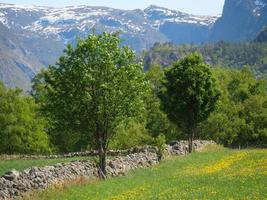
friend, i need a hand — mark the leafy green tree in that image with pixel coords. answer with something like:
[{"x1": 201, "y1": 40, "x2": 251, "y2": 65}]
[
  {"x1": 0, "y1": 82, "x2": 50, "y2": 154},
  {"x1": 32, "y1": 32, "x2": 149, "y2": 178},
  {"x1": 200, "y1": 67, "x2": 267, "y2": 147},
  {"x1": 159, "y1": 54, "x2": 220, "y2": 152},
  {"x1": 145, "y1": 65, "x2": 181, "y2": 140},
  {"x1": 32, "y1": 69, "x2": 89, "y2": 153}
]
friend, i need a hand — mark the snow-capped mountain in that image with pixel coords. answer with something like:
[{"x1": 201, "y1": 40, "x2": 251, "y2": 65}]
[
  {"x1": 0, "y1": 3, "x2": 217, "y2": 48},
  {"x1": 0, "y1": 3, "x2": 219, "y2": 91},
  {"x1": 144, "y1": 5, "x2": 218, "y2": 28},
  {"x1": 0, "y1": 1, "x2": 267, "y2": 91}
]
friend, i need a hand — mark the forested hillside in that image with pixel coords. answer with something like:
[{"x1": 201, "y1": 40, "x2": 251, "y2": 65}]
[{"x1": 143, "y1": 42, "x2": 267, "y2": 78}]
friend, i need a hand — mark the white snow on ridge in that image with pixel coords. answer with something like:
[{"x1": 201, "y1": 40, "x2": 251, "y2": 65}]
[
  {"x1": 255, "y1": 0, "x2": 266, "y2": 7},
  {"x1": 0, "y1": 11, "x2": 8, "y2": 26},
  {"x1": 0, "y1": 3, "x2": 219, "y2": 40},
  {"x1": 0, "y1": 3, "x2": 48, "y2": 12},
  {"x1": 253, "y1": 0, "x2": 266, "y2": 16},
  {"x1": 39, "y1": 7, "x2": 109, "y2": 25},
  {"x1": 144, "y1": 5, "x2": 218, "y2": 28}
]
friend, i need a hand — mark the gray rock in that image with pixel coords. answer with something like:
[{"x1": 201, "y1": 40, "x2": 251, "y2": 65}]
[{"x1": 3, "y1": 170, "x2": 20, "y2": 181}]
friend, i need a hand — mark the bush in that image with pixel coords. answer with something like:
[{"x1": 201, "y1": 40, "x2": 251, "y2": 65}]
[
  {"x1": 0, "y1": 82, "x2": 51, "y2": 154},
  {"x1": 151, "y1": 134, "x2": 166, "y2": 159},
  {"x1": 109, "y1": 119, "x2": 154, "y2": 150}
]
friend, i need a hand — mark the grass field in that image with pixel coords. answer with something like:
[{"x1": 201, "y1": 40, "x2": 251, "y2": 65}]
[
  {"x1": 0, "y1": 157, "x2": 94, "y2": 176},
  {"x1": 27, "y1": 147, "x2": 267, "y2": 200}
]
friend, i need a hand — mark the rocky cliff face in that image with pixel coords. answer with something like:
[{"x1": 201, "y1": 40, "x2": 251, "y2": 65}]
[{"x1": 211, "y1": 0, "x2": 267, "y2": 42}]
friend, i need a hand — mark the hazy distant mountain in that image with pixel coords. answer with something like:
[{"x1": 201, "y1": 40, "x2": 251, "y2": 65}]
[
  {"x1": 0, "y1": 3, "x2": 218, "y2": 90},
  {"x1": 0, "y1": 1, "x2": 267, "y2": 91},
  {"x1": 0, "y1": 22, "x2": 58, "y2": 91}
]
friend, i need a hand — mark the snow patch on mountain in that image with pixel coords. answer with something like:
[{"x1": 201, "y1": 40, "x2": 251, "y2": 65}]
[
  {"x1": 0, "y1": 3, "x2": 47, "y2": 11},
  {"x1": 144, "y1": 5, "x2": 218, "y2": 29},
  {"x1": 0, "y1": 11, "x2": 8, "y2": 26},
  {"x1": 253, "y1": 0, "x2": 266, "y2": 16},
  {"x1": 0, "y1": 3, "x2": 219, "y2": 47},
  {"x1": 255, "y1": 0, "x2": 266, "y2": 7}
]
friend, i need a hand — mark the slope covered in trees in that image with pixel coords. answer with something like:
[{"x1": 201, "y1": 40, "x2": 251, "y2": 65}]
[{"x1": 143, "y1": 42, "x2": 267, "y2": 78}]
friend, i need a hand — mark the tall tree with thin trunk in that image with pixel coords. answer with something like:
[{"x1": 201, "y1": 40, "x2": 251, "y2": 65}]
[
  {"x1": 159, "y1": 54, "x2": 220, "y2": 153},
  {"x1": 32, "y1": 32, "x2": 149, "y2": 178}
]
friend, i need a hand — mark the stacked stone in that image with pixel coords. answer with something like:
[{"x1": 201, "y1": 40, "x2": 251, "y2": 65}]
[
  {"x1": 166, "y1": 140, "x2": 216, "y2": 156},
  {"x1": 0, "y1": 161, "x2": 97, "y2": 199},
  {"x1": 107, "y1": 147, "x2": 159, "y2": 176},
  {"x1": 0, "y1": 146, "x2": 160, "y2": 161},
  {"x1": 0, "y1": 146, "x2": 159, "y2": 200},
  {"x1": 0, "y1": 141, "x2": 215, "y2": 199}
]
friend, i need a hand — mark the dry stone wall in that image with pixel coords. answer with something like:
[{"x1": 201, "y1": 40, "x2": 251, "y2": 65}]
[
  {"x1": 0, "y1": 141, "x2": 215, "y2": 200},
  {"x1": 0, "y1": 148, "x2": 159, "y2": 161},
  {"x1": 0, "y1": 147, "x2": 159, "y2": 200},
  {"x1": 166, "y1": 140, "x2": 216, "y2": 156}
]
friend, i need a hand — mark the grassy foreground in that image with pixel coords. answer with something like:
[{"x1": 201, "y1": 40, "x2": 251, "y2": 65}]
[
  {"x1": 27, "y1": 146, "x2": 267, "y2": 200},
  {"x1": 0, "y1": 157, "x2": 93, "y2": 176}
]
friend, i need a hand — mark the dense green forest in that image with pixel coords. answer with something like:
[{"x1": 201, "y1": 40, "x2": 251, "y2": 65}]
[
  {"x1": 0, "y1": 33, "x2": 266, "y2": 171},
  {"x1": 143, "y1": 42, "x2": 267, "y2": 78}
]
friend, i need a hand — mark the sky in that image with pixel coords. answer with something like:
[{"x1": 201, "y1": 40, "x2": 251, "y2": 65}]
[{"x1": 0, "y1": 0, "x2": 225, "y2": 15}]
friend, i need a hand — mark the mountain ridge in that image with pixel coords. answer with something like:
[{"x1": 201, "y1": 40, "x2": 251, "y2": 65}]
[{"x1": 0, "y1": 1, "x2": 267, "y2": 91}]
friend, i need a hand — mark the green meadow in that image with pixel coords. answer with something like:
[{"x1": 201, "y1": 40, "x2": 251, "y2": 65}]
[{"x1": 27, "y1": 147, "x2": 267, "y2": 200}]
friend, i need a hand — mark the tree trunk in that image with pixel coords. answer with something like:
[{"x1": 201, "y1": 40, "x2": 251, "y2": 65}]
[
  {"x1": 98, "y1": 143, "x2": 107, "y2": 179},
  {"x1": 97, "y1": 129, "x2": 107, "y2": 179},
  {"x1": 188, "y1": 125, "x2": 195, "y2": 153}
]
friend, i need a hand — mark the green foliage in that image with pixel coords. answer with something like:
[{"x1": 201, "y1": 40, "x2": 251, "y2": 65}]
[
  {"x1": 159, "y1": 53, "x2": 220, "y2": 152},
  {"x1": 200, "y1": 67, "x2": 267, "y2": 147},
  {"x1": 0, "y1": 82, "x2": 50, "y2": 154},
  {"x1": 32, "y1": 32, "x2": 149, "y2": 175},
  {"x1": 151, "y1": 134, "x2": 166, "y2": 159},
  {"x1": 33, "y1": 69, "x2": 91, "y2": 153},
  {"x1": 109, "y1": 119, "x2": 153, "y2": 150},
  {"x1": 145, "y1": 65, "x2": 181, "y2": 141}
]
